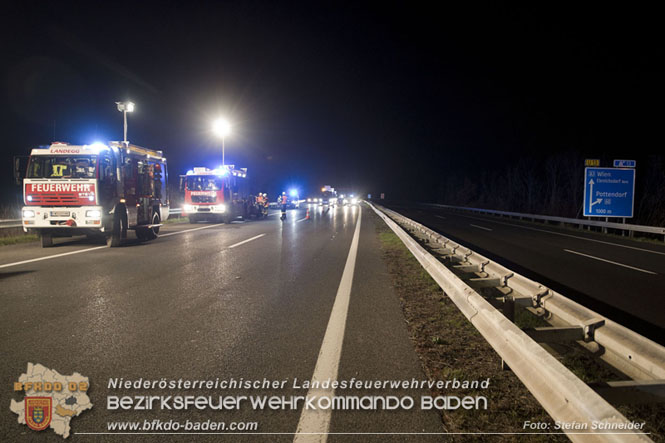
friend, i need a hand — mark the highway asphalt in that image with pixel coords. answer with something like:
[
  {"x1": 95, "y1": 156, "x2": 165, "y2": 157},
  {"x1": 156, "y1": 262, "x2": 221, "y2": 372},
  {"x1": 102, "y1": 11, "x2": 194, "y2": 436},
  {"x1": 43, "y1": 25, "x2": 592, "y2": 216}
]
[
  {"x1": 1, "y1": 205, "x2": 443, "y2": 441},
  {"x1": 386, "y1": 203, "x2": 665, "y2": 343}
]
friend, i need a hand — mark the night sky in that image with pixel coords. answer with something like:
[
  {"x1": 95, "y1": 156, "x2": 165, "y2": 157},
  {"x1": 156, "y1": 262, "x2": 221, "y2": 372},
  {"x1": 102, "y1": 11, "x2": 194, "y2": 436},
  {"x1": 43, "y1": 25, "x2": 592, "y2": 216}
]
[{"x1": 2, "y1": 2, "x2": 662, "y2": 205}]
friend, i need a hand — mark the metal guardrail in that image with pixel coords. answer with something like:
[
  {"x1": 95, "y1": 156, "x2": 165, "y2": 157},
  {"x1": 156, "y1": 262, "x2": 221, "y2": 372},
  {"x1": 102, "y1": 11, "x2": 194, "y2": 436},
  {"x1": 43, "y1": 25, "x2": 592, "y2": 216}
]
[
  {"x1": 0, "y1": 219, "x2": 22, "y2": 229},
  {"x1": 370, "y1": 202, "x2": 662, "y2": 442},
  {"x1": 425, "y1": 203, "x2": 665, "y2": 239}
]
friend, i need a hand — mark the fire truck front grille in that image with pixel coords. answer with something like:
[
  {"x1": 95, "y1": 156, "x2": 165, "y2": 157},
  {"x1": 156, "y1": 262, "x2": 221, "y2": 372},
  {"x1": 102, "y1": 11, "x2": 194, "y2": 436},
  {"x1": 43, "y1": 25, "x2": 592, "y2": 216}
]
[
  {"x1": 30, "y1": 193, "x2": 80, "y2": 205},
  {"x1": 192, "y1": 195, "x2": 216, "y2": 203}
]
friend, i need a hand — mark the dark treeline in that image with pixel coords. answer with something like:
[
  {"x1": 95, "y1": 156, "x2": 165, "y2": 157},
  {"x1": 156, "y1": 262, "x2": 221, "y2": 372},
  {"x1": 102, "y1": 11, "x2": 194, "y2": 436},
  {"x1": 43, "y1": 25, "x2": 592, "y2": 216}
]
[{"x1": 436, "y1": 152, "x2": 665, "y2": 227}]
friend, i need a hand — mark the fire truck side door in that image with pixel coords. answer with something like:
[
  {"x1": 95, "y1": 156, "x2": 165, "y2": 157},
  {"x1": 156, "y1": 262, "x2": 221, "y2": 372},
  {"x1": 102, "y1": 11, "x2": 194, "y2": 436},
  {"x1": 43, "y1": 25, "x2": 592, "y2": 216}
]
[
  {"x1": 98, "y1": 150, "x2": 116, "y2": 205},
  {"x1": 13, "y1": 156, "x2": 29, "y2": 185},
  {"x1": 122, "y1": 156, "x2": 138, "y2": 225}
]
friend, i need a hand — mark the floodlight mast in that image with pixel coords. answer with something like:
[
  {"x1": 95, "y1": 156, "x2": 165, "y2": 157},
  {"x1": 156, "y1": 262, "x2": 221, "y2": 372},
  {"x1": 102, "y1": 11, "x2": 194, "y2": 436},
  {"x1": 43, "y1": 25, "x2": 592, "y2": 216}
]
[
  {"x1": 212, "y1": 118, "x2": 232, "y2": 167},
  {"x1": 116, "y1": 101, "x2": 135, "y2": 144}
]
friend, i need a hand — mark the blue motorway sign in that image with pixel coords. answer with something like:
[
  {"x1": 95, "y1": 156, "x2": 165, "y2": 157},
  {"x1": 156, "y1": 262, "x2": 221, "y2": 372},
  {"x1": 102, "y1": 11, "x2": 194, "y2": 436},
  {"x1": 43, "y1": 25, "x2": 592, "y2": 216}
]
[
  {"x1": 583, "y1": 168, "x2": 635, "y2": 217},
  {"x1": 613, "y1": 159, "x2": 636, "y2": 168}
]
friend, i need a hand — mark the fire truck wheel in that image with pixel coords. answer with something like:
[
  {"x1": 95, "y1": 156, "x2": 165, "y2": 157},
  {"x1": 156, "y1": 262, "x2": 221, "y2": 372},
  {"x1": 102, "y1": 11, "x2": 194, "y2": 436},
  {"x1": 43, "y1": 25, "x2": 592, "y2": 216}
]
[
  {"x1": 144, "y1": 212, "x2": 160, "y2": 240},
  {"x1": 41, "y1": 233, "x2": 54, "y2": 248},
  {"x1": 107, "y1": 211, "x2": 126, "y2": 247}
]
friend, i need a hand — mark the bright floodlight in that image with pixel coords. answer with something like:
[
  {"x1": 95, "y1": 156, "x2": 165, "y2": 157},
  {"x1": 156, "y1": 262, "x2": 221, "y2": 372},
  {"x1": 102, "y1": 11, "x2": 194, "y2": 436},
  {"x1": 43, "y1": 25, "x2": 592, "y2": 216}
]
[
  {"x1": 212, "y1": 118, "x2": 231, "y2": 138},
  {"x1": 289, "y1": 189, "x2": 298, "y2": 197},
  {"x1": 116, "y1": 101, "x2": 135, "y2": 113}
]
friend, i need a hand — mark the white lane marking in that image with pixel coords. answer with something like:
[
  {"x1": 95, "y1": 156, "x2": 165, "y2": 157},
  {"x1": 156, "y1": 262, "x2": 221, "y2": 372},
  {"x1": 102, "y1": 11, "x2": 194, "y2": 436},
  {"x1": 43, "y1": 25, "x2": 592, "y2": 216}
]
[
  {"x1": 434, "y1": 215, "x2": 446, "y2": 220},
  {"x1": 470, "y1": 224, "x2": 492, "y2": 232},
  {"x1": 0, "y1": 246, "x2": 108, "y2": 269},
  {"x1": 294, "y1": 209, "x2": 362, "y2": 443},
  {"x1": 296, "y1": 217, "x2": 308, "y2": 222},
  {"x1": 563, "y1": 249, "x2": 657, "y2": 275},
  {"x1": 228, "y1": 233, "x2": 266, "y2": 249},
  {"x1": 160, "y1": 223, "x2": 225, "y2": 237},
  {"x1": 448, "y1": 212, "x2": 665, "y2": 256}
]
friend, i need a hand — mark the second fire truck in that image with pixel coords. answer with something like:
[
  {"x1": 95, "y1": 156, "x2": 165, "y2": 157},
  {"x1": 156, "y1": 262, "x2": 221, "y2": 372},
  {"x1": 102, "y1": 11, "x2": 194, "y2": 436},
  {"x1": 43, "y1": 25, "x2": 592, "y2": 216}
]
[{"x1": 180, "y1": 166, "x2": 259, "y2": 223}]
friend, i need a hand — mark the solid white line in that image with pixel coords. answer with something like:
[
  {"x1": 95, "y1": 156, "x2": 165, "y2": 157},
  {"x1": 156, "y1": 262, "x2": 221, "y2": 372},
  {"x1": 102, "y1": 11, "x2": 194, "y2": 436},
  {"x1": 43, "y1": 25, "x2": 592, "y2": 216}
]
[
  {"x1": 160, "y1": 224, "x2": 224, "y2": 237},
  {"x1": 434, "y1": 215, "x2": 446, "y2": 220},
  {"x1": 450, "y1": 212, "x2": 665, "y2": 256},
  {"x1": 0, "y1": 246, "x2": 108, "y2": 269},
  {"x1": 470, "y1": 224, "x2": 492, "y2": 231},
  {"x1": 563, "y1": 249, "x2": 657, "y2": 275},
  {"x1": 294, "y1": 210, "x2": 362, "y2": 443},
  {"x1": 227, "y1": 233, "x2": 266, "y2": 249},
  {"x1": 296, "y1": 217, "x2": 308, "y2": 222}
]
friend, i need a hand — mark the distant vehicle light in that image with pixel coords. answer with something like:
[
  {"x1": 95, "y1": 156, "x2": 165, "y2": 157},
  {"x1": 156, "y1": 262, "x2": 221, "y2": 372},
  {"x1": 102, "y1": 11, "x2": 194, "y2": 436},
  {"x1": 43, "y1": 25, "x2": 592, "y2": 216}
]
[
  {"x1": 86, "y1": 210, "x2": 102, "y2": 218},
  {"x1": 351, "y1": 198, "x2": 358, "y2": 204},
  {"x1": 27, "y1": 195, "x2": 33, "y2": 202},
  {"x1": 23, "y1": 209, "x2": 35, "y2": 218}
]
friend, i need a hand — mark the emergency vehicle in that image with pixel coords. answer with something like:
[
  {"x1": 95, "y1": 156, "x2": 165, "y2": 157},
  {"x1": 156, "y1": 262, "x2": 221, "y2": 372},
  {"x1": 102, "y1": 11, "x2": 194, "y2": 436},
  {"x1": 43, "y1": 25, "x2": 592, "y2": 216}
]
[
  {"x1": 180, "y1": 166, "x2": 257, "y2": 223},
  {"x1": 15, "y1": 141, "x2": 169, "y2": 247},
  {"x1": 320, "y1": 185, "x2": 338, "y2": 206}
]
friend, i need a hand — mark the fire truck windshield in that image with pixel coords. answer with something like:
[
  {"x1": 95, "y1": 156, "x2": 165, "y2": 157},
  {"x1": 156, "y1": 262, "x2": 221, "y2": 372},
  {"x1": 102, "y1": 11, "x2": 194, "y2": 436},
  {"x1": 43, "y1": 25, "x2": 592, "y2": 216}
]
[
  {"x1": 186, "y1": 176, "x2": 223, "y2": 191},
  {"x1": 27, "y1": 156, "x2": 97, "y2": 179}
]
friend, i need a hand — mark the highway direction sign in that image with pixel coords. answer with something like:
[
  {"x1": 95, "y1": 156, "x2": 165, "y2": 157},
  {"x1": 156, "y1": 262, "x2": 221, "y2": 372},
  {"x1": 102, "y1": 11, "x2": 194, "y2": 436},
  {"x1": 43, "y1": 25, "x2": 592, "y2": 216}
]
[
  {"x1": 613, "y1": 159, "x2": 636, "y2": 168},
  {"x1": 583, "y1": 168, "x2": 635, "y2": 217}
]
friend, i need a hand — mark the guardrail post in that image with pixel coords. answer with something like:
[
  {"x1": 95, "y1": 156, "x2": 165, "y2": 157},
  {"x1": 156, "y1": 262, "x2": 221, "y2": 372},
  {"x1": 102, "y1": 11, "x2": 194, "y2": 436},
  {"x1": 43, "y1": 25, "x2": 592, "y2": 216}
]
[{"x1": 502, "y1": 296, "x2": 515, "y2": 322}]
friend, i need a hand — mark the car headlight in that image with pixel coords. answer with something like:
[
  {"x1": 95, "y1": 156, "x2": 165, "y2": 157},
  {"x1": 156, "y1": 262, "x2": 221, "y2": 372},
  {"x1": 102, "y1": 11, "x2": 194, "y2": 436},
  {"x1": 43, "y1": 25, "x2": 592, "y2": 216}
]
[
  {"x1": 86, "y1": 210, "x2": 102, "y2": 218},
  {"x1": 216, "y1": 204, "x2": 226, "y2": 213},
  {"x1": 351, "y1": 198, "x2": 358, "y2": 204},
  {"x1": 184, "y1": 204, "x2": 194, "y2": 212},
  {"x1": 23, "y1": 209, "x2": 35, "y2": 218}
]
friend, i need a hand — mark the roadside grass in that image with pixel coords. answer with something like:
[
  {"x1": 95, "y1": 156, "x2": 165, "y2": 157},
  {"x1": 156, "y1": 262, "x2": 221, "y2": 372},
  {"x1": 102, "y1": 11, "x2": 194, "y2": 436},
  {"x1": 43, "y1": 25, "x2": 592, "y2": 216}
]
[
  {"x1": 373, "y1": 211, "x2": 558, "y2": 441},
  {"x1": 0, "y1": 234, "x2": 38, "y2": 246},
  {"x1": 372, "y1": 208, "x2": 665, "y2": 440}
]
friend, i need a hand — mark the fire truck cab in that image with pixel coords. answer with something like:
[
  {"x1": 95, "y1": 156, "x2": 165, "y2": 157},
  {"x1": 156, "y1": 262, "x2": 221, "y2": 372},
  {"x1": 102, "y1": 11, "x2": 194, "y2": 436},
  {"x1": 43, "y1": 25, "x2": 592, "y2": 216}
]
[
  {"x1": 180, "y1": 166, "x2": 254, "y2": 223},
  {"x1": 17, "y1": 141, "x2": 169, "y2": 247}
]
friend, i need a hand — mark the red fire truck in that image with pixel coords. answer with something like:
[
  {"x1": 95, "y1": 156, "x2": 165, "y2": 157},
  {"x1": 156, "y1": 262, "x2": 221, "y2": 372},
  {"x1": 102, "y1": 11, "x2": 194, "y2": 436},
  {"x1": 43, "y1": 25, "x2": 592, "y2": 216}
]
[
  {"x1": 180, "y1": 166, "x2": 258, "y2": 223},
  {"x1": 15, "y1": 141, "x2": 169, "y2": 247}
]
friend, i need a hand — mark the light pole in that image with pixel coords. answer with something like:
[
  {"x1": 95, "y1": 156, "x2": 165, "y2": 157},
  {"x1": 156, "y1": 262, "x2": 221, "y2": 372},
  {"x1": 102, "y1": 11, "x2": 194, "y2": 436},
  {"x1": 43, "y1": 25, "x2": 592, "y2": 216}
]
[
  {"x1": 212, "y1": 118, "x2": 232, "y2": 167},
  {"x1": 115, "y1": 101, "x2": 135, "y2": 144}
]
